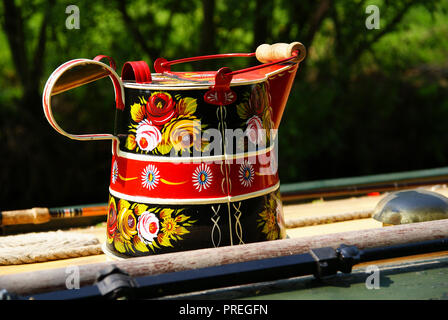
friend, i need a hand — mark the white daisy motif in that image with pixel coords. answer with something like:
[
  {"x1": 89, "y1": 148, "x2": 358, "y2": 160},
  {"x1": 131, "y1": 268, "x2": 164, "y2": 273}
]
[
  {"x1": 193, "y1": 163, "x2": 213, "y2": 192},
  {"x1": 238, "y1": 160, "x2": 255, "y2": 187},
  {"x1": 111, "y1": 160, "x2": 119, "y2": 184},
  {"x1": 141, "y1": 164, "x2": 160, "y2": 190}
]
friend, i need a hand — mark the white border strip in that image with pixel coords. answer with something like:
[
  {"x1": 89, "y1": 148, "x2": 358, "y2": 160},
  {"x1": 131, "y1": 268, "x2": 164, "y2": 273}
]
[
  {"x1": 116, "y1": 143, "x2": 276, "y2": 163},
  {"x1": 229, "y1": 182, "x2": 280, "y2": 202},
  {"x1": 109, "y1": 182, "x2": 280, "y2": 205}
]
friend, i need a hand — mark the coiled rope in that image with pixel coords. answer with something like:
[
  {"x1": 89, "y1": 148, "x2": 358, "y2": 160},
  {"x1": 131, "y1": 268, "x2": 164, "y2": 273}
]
[
  {"x1": 0, "y1": 230, "x2": 102, "y2": 265},
  {"x1": 285, "y1": 210, "x2": 373, "y2": 228},
  {"x1": 0, "y1": 210, "x2": 374, "y2": 265}
]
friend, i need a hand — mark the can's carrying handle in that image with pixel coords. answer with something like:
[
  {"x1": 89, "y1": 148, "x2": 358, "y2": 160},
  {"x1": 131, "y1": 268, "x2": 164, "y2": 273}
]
[
  {"x1": 255, "y1": 42, "x2": 306, "y2": 63},
  {"x1": 154, "y1": 42, "x2": 306, "y2": 74},
  {"x1": 155, "y1": 42, "x2": 306, "y2": 106},
  {"x1": 42, "y1": 56, "x2": 125, "y2": 141},
  {"x1": 121, "y1": 61, "x2": 152, "y2": 83}
]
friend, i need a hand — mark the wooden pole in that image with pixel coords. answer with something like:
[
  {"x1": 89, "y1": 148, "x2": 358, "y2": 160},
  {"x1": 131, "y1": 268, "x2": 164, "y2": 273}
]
[
  {"x1": 1, "y1": 218, "x2": 448, "y2": 296},
  {"x1": 0, "y1": 205, "x2": 107, "y2": 226}
]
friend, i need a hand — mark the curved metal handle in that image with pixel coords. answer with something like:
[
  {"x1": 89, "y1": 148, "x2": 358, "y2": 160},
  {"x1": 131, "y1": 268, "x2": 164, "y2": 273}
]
[
  {"x1": 42, "y1": 58, "x2": 125, "y2": 141},
  {"x1": 154, "y1": 42, "x2": 306, "y2": 75},
  {"x1": 154, "y1": 53, "x2": 256, "y2": 73}
]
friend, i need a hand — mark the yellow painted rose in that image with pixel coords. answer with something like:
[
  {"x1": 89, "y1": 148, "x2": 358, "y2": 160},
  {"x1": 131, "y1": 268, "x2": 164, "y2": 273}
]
[
  {"x1": 158, "y1": 115, "x2": 202, "y2": 154},
  {"x1": 117, "y1": 200, "x2": 137, "y2": 241},
  {"x1": 107, "y1": 196, "x2": 117, "y2": 244}
]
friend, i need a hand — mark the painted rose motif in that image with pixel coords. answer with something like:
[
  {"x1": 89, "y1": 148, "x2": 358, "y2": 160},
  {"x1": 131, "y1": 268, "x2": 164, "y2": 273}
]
[
  {"x1": 237, "y1": 83, "x2": 273, "y2": 147},
  {"x1": 245, "y1": 115, "x2": 264, "y2": 145},
  {"x1": 163, "y1": 116, "x2": 202, "y2": 154},
  {"x1": 249, "y1": 84, "x2": 266, "y2": 115},
  {"x1": 257, "y1": 192, "x2": 285, "y2": 240},
  {"x1": 146, "y1": 92, "x2": 176, "y2": 129},
  {"x1": 117, "y1": 202, "x2": 138, "y2": 241},
  {"x1": 107, "y1": 197, "x2": 118, "y2": 241},
  {"x1": 108, "y1": 195, "x2": 197, "y2": 255},
  {"x1": 137, "y1": 211, "x2": 160, "y2": 244},
  {"x1": 126, "y1": 93, "x2": 206, "y2": 155},
  {"x1": 135, "y1": 119, "x2": 162, "y2": 152}
]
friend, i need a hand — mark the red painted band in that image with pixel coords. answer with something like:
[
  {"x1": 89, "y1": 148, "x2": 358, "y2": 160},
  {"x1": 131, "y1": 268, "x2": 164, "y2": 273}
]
[{"x1": 109, "y1": 151, "x2": 279, "y2": 200}]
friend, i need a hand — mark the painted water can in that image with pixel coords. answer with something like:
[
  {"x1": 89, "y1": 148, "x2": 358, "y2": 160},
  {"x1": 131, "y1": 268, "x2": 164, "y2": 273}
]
[{"x1": 42, "y1": 42, "x2": 306, "y2": 258}]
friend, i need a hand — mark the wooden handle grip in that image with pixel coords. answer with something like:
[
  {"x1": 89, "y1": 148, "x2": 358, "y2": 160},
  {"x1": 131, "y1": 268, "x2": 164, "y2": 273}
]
[
  {"x1": 255, "y1": 42, "x2": 306, "y2": 63},
  {"x1": 1, "y1": 208, "x2": 50, "y2": 225}
]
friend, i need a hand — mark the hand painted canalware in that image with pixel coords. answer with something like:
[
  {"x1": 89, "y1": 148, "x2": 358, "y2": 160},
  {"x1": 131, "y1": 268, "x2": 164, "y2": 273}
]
[{"x1": 42, "y1": 42, "x2": 306, "y2": 258}]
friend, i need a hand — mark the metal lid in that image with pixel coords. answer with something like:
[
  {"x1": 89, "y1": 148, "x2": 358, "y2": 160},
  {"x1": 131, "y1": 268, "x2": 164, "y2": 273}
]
[
  {"x1": 122, "y1": 63, "x2": 296, "y2": 90},
  {"x1": 373, "y1": 189, "x2": 448, "y2": 225}
]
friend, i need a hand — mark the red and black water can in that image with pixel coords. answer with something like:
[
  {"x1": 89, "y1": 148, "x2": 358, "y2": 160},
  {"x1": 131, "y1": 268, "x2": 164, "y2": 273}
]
[{"x1": 42, "y1": 42, "x2": 306, "y2": 258}]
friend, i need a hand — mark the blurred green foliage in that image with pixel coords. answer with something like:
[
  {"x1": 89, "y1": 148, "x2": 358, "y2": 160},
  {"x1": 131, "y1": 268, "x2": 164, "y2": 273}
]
[{"x1": 0, "y1": 0, "x2": 447, "y2": 209}]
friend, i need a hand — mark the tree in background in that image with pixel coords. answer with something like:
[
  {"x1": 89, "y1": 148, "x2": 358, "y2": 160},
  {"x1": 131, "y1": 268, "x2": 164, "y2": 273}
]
[{"x1": 0, "y1": 0, "x2": 447, "y2": 209}]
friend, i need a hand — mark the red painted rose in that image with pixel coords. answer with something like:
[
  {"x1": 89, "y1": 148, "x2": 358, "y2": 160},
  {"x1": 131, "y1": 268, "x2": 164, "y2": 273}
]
[
  {"x1": 249, "y1": 84, "x2": 266, "y2": 115},
  {"x1": 146, "y1": 92, "x2": 176, "y2": 128},
  {"x1": 246, "y1": 115, "x2": 265, "y2": 145},
  {"x1": 107, "y1": 203, "x2": 118, "y2": 236}
]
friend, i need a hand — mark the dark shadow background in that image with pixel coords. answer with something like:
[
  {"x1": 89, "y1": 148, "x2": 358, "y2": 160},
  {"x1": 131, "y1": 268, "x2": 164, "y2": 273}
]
[{"x1": 0, "y1": 0, "x2": 447, "y2": 210}]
